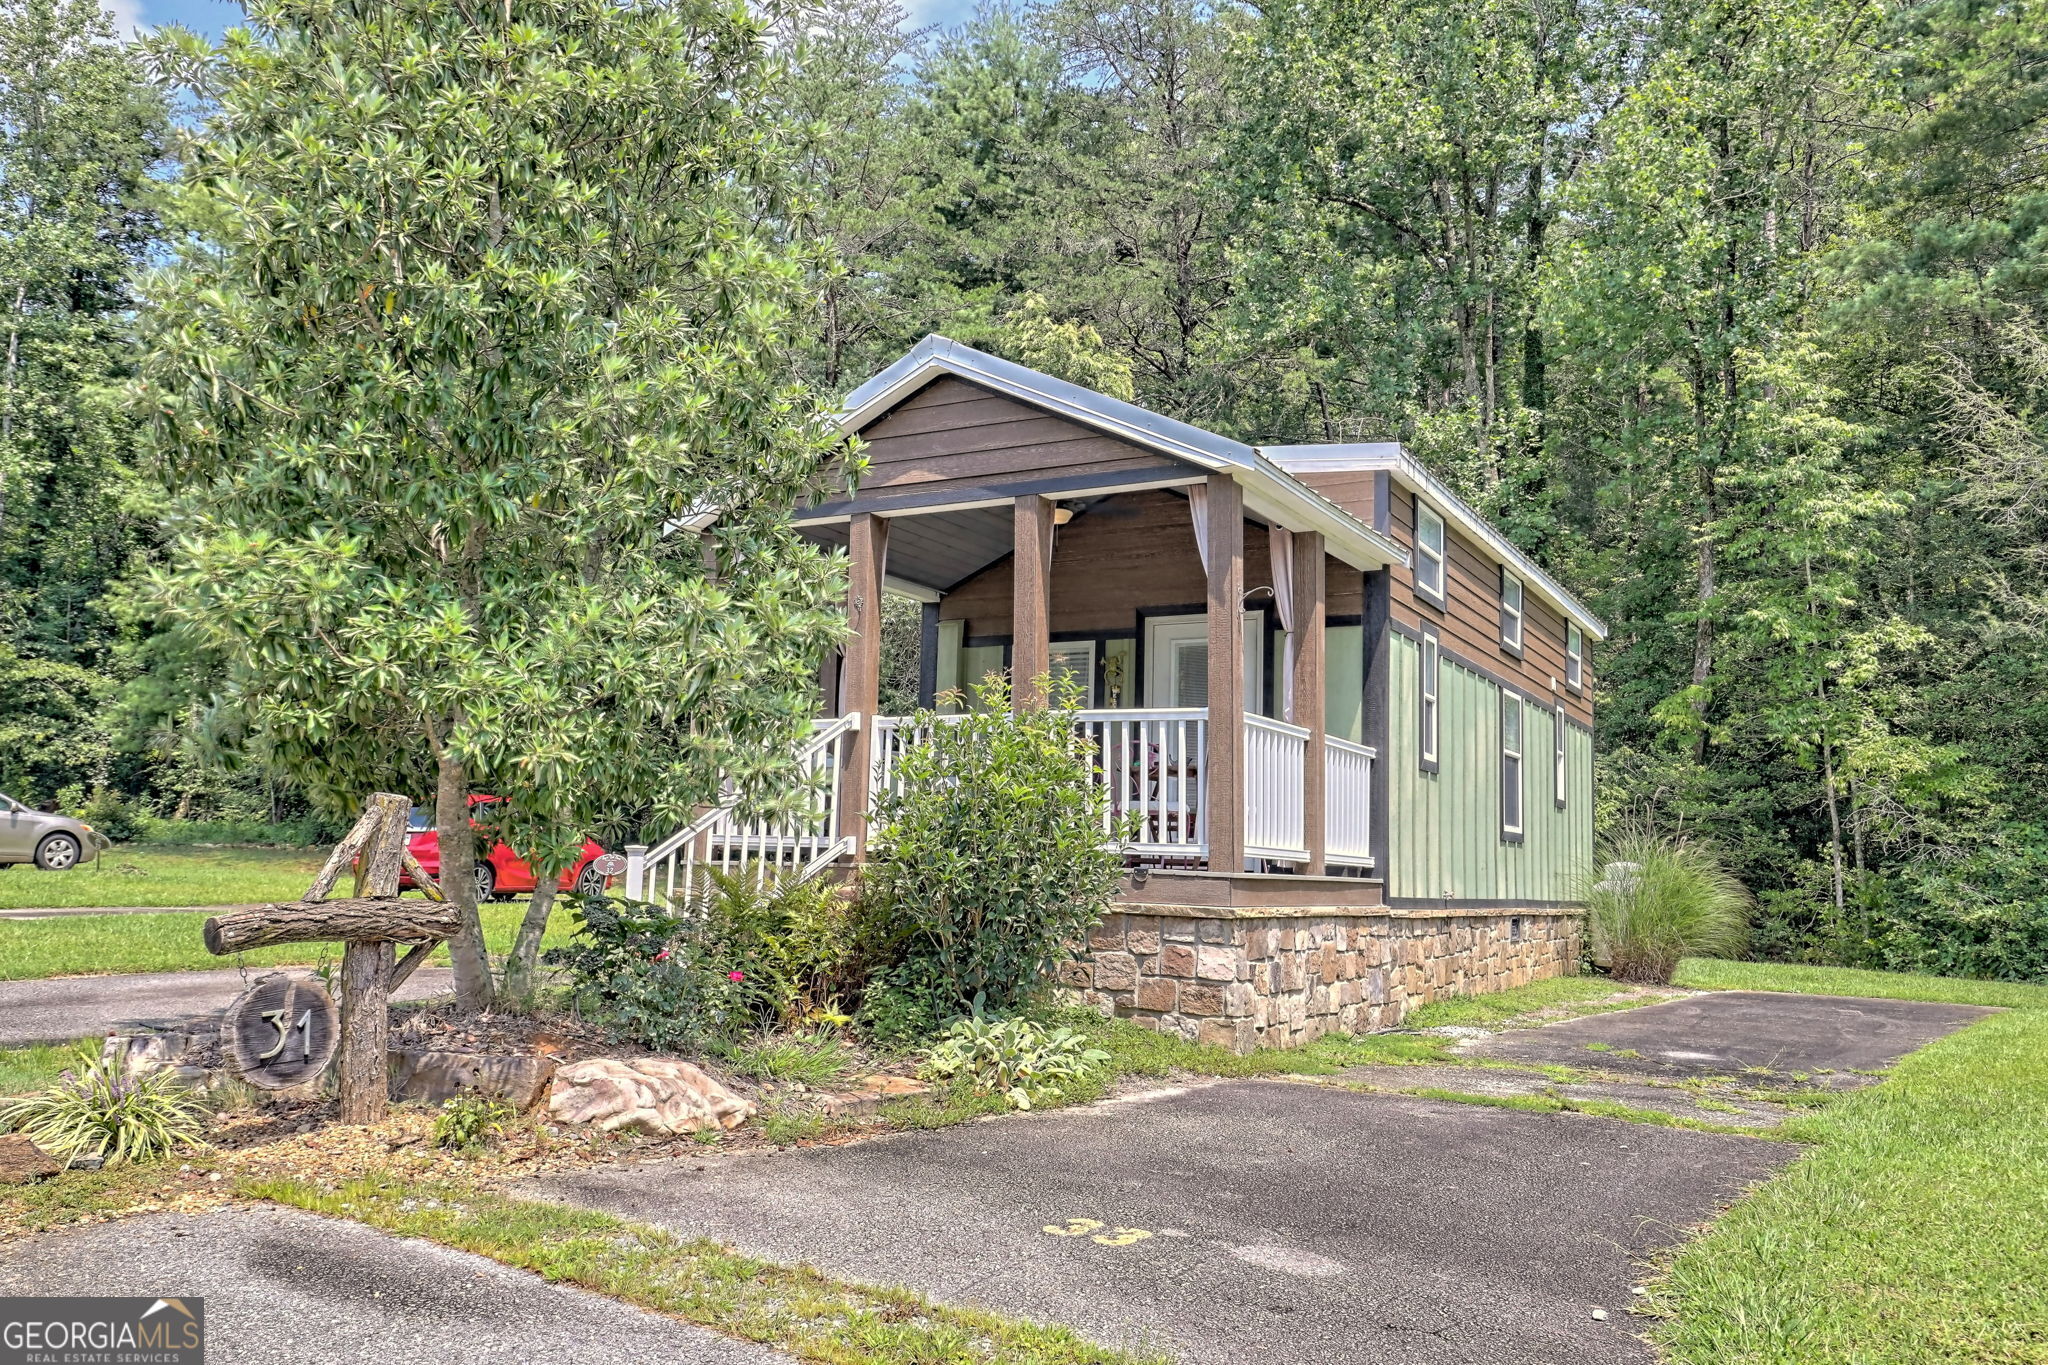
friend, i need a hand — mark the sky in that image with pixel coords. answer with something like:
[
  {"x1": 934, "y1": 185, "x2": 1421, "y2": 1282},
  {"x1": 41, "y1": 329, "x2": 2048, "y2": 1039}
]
[{"x1": 113, "y1": 0, "x2": 980, "y2": 40}]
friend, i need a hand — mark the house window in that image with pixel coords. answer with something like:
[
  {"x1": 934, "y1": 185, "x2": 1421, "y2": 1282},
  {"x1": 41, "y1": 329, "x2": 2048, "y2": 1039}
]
[
  {"x1": 1566, "y1": 623, "x2": 1584, "y2": 691},
  {"x1": 1047, "y1": 639, "x2": 1096, "y2": 707},
  {"x1": 1419, "y1": 628, "x2": 1440, "y2": 773},
  {"x1": 1554, "y1": 700, "x2": 1568, "y2": 810},
  {"x1": 1415, "y1": 498, "x2": 1446, "y2": 605},
  {"x1": 1500, "y1": 570, "x2": 1524, "y2": 655},
  {"x1": 1501, "y1": 691, "x2": 1524, "y2": 841}
]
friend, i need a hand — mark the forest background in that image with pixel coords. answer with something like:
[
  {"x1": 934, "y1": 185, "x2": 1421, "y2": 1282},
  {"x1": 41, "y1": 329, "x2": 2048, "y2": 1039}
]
[{"x1": 3, "y1": 0, "x2": 2043, "y2": 977}]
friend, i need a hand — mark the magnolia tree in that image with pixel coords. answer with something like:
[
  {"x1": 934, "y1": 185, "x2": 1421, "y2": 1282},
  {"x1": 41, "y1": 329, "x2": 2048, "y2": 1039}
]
[{"x1": 137, "y1": 0, "x2": 847, "y2": 1008}]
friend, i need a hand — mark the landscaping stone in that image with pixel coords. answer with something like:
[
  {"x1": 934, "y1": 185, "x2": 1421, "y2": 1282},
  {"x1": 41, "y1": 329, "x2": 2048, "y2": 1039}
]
[
  {"x1": 388, "y1": 1049, "x2": 559, "y2": 1111},
  {"x1": 548, "y1": 1057, "x2": 756, "y2": 1135},
  {"x1": 1071, "y1": 907, "x2": 1581, "y2": 1053},
  {"x1": 0, "y1": 1134, "x2": 64, "y2": 1183},
  {"x1": 815, "y1": 1074, "x2": 930, "y2": 1117}
]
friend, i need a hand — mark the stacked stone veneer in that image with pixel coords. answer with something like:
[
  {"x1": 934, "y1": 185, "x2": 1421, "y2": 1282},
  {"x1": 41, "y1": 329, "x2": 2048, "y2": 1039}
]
[{"x1": 1059, "y1": 908, "x2": 1583, "y2": 1053}]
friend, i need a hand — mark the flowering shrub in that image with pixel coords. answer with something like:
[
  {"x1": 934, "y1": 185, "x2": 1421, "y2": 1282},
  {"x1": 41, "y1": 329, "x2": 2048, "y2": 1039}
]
[
  {"x1": 544, "y1": 874, "x2": 859, "y2": 1049},
  {"x1": 0, "y1": 1051, "x2": 208, "y2": 1166},
  {"x1": 919, "y1": 1015, "x2": 1110, "y2": 1111}
]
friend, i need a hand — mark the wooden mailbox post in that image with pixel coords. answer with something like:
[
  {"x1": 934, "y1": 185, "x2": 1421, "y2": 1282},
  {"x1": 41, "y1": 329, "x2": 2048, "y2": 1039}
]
[{"x1": 205, "y1": 791, "x2": 460, "y2": 1124}]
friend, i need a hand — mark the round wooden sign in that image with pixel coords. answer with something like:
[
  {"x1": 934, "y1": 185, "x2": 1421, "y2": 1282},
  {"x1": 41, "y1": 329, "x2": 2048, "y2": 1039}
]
[{"x1": 224, "y1": 972, "x2": 339, "y2": 1090}]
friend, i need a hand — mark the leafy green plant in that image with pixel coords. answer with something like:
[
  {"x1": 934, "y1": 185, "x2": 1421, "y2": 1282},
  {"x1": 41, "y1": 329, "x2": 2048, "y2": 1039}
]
[
  {"x1": 862, "y1": 674, "x2": 1129, "y2": 1023},
  {"x1": 1588, "y1": 830, "x2": 1751, "y2": 983},
  {"x1": 0, "y1": 1052, "x2": 208, "y2": 1166},
  {"x1": 543, "y1": 895, "x2": 760, "y2": 1050},
  {"x1": 920, "y1": 1015, "x2": 1110, "y2": 1111},
  {"x1": 433, "y1": 1096, "x2": 515, "y2": 1154}
]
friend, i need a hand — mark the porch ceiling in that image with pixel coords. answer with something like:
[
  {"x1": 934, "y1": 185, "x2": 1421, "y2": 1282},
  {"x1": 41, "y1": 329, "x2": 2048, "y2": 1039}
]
[{"x1": 800, "y1": 504, "x2": 1020, "y2": 595}]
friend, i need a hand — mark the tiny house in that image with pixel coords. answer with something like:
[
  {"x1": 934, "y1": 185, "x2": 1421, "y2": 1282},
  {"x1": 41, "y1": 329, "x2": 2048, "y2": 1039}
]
[{"x1": 626, "y1": 337, "x2": 1607, "y2": 1051}]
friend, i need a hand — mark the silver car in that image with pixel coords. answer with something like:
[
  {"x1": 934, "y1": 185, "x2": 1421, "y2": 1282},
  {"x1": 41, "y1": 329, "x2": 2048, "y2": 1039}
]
[{"x1": 0, "y1": 795, "x2": 110, "y2": 870}]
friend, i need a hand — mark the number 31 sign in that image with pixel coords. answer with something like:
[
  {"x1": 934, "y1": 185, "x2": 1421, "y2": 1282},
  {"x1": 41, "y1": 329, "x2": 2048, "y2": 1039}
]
[{"x1": 224, "y1": 972, "x2": 339, "y2": 1090}]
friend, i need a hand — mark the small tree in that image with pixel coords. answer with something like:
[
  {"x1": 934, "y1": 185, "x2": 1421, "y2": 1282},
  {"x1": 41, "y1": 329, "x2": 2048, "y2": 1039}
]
[
  {"x1": 862, "y1": 674, "x2": 1128, "y2": 1017},
  {"x1": 137, "y1": 0, "x2": 846, "y2": 1008}
]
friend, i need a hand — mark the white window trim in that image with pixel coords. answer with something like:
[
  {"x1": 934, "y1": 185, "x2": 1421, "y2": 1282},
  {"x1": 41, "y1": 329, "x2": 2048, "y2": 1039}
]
[
  {"x1": 1566, "y1": 623, "x2": 1584, "y2": 691},
  {"x1": 1501, "y1": 691, "x2": 1524, "y2": 841},
  {"x1": 1419, "y1": 628, "x2": 1440, "y2": 771},
  {"x1": 1501, "y1": 570, "x2": 1525, "y2": 654},
  {"x1": 1554, "y1": 700, "x2": 1567, "y2": 810},
  {"x1": 1047, "y1": 638, "x2": 1097, "y2": 707},
  {"x1": 1414, "y1": 498, "x2": 1446, "y2": 605}
]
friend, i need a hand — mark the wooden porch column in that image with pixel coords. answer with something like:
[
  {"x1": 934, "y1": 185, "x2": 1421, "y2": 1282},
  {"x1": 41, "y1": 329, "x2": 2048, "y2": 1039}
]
[
  {"x1": 1204, "y1": 476, "x2": 1246, "y2": 873},
  {"x1": 1291, "y1": 530, "x2": 1328, "y2": 874},
  {"x1": 1012, "y1": 494, "x2": 1055, "y2": 710},
  {"x1": 838, "y1": 512, "x2": 889, "y2": 858}
]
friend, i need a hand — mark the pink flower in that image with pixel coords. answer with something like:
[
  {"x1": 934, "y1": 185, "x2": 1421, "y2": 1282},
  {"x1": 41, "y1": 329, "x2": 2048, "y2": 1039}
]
[
  {"x1": 652, "y1": 949, "x2": 671, "y2": 962},
  {"x1": 727, "y1": 970, "x2": 745, "y2": 982}
]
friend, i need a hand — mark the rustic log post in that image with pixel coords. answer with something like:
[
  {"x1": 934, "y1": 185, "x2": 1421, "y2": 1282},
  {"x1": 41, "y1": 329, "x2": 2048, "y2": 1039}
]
[
  {"x1": 1012, "y1": 494, "x2": 1055, "y2": 710},
  {"x1": 838, "y1": 512, "x2": 889, "y2": 859},
  {"x1": 338, "y1": 791, "x2": 410, "y2": 1124},
  {"x1": 1292, "y1": 530, "x2": 1328, "y2": 875},
  {"x1": 1204, "y1": 476, "x2": 1246, "y2": 873}
]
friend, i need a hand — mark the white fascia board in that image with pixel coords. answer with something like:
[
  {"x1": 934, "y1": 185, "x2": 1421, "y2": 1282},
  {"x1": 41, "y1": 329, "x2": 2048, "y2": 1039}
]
[
  {"x1": 884, "y1": 575, "x2": 942, "y2": 603},
  {"x1": 1241, "y1": 455, "x2": 1408, "y2": 571},
  {"x1": 1265, "y1": 444, "x2": 1609, "y2": 640}
]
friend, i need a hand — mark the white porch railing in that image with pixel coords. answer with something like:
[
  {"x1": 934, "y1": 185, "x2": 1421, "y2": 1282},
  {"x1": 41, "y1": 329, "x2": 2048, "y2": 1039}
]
[
  {"x1": 1323, "y1": 734, "x2": 1377, "y2": 868},
  {"x1": 625, "y1": 714, "x2": 860, "y2": 906},
  {"x1": 629, "y1": 706, "x2": 1377, "y2": 895},
  {"x1": 1243, "y1": 714, "x2": 1310, "y2": 860},
  {"x1": 1078, "y1": 709, "x2": 1208, "y2": 859}
]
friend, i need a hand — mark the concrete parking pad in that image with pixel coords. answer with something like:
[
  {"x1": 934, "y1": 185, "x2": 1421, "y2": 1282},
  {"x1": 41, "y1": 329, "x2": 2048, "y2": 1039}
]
[
  {"x1": 537, "y1": 1079, "x2": 1792, "y2": 1364},
  {"x1": 1463, "y1": 990, "x2": 1996, "y2": 1086},
  {"x1": 0, "y1": 1206, "x2": 790, "y2": 1365},
  {"x1": 0, "y1": 967, "x2": 454, "y2": 1046}
]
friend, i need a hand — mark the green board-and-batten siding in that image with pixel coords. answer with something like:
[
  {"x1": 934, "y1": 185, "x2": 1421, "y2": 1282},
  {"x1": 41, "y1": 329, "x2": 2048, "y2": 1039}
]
[{"x1": 1386, "y1": 632, "x2": 1593, "y2": 903}]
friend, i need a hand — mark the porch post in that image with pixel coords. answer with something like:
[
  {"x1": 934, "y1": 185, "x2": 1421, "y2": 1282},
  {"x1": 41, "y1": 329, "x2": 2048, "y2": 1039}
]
[
  {"x1": 1012, "y1": 493, "x2": 1054, "y2": 710},
  {"x1": 1204, "y1": 475, "x2": 1246, "y2": 872},
  {"x1": 838, "y1": 512, "x2": 889, "y2": 859},
  {"x1": 1292, "y1": 530, "x2": 1328, "y2": 875}
]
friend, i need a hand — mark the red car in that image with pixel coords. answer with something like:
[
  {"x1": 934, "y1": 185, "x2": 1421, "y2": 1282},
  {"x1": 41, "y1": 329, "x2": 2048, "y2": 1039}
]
[{"x1": 402, "y1": 796, "x2": 612, "y2": 902}]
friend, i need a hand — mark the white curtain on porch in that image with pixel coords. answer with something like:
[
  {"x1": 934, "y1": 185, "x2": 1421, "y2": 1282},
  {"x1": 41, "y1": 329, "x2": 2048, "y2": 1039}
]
[
  {"x1": 1269, "y1": 525, "x2": 1295, "y2": 721},
  {"x1": 1188, "y1": 484, "x2": 1210, "y2": 573}
]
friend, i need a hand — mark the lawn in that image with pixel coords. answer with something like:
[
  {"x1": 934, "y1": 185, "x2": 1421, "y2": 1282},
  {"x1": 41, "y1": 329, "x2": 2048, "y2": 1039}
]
[
  {"x1": 0, "y1": 1038, "x2": 95, "y2": 1095},
  {"x1": 0, "y1": 902, "x2": 580, "y2": 981},
  {"x1": 0, "y1": 844, "x2": 325, "y2": 911},
  {"x1": 1649, "y1": 959, "x2": 2048, "y2": 1365}
]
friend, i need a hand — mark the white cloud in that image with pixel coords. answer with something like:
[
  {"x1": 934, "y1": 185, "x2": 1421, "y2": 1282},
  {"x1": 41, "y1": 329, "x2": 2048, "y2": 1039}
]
[{"x1": 102, "y1": 0, "x2": 147, "y2": 37}]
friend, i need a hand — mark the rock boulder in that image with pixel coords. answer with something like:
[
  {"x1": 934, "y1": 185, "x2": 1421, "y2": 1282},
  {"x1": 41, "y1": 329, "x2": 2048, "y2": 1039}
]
[
  {"x1": 0, "y1": 1134, "x2": 64, "y2": 1184},
  {"x1": 547, "y1": 1058, "x2": 755, "y2": 1135}
]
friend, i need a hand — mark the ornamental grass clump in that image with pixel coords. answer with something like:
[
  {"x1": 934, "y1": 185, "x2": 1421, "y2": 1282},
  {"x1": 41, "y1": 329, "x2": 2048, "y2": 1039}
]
[
  {"x1": 0, "y1": 1051, "x2": 208, "y2": 1167},
  {"x1": 1588, "y1": 830, "x2": 1751, "y2": 983}
]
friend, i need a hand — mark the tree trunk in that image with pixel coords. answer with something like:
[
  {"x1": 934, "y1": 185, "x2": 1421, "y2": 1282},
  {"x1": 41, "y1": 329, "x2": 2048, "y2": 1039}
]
[
  {"x1": 204, "y1": 897, "x2": 460, "y2": 954},
  {"x1": 501, "y1": 878, "x2": 558, "y2": 1001},
  {"x1": 436, "y1": 745, "x2": 493, "y2": 1011},
  {"x1": 1820, "y1": 728, "x2": 1847, "y2": 917},
  {"x1": 337, "y1": 940, "x2": 392, "y2": 1124}
]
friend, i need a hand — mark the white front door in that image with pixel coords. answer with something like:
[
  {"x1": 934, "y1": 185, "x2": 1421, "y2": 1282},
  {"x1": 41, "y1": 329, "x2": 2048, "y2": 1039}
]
[{"x1": 1144, "y1": 613, "x2": 1264, "y2": 711}]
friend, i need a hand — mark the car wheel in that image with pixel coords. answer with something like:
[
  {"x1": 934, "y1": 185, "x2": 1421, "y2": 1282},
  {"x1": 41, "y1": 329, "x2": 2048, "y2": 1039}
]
[
  {"x1": 575, "y1": 863, "x2": 608, "y2": 898},
  {"x1": 473, "y1": 862, "x2": 497, "y2": 903},
  {"x1": 34, "y1": 833, "x2": 81, "y2": 871}
]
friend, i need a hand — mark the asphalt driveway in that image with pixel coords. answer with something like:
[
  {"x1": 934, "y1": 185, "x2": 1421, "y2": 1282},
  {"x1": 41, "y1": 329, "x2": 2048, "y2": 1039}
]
[
  {"x1": 1463, "y1": 990, "x2": 1997, "y2": 1086},
  {"x1": 537, "y1": 1078, "x2": 1793, "y2": 1365},
  {"x1": 0, "y1": 967, "x2": 455, "y2": 1046},
  {"x1": 0, "y1": 1206, "x2": 790, "y2": 1364}
]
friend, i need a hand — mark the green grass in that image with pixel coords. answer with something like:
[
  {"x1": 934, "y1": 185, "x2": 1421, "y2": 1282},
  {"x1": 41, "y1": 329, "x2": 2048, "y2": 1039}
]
[
  {"x1": 1672, "y1": 956, "x2": 2048, "y2": 1009},
  {"x1": 0, "y1": 901, "x2": 578, "y2": 981},
  {"x1": 0, "y1": 1153, "x2": 211, "y2": 1237},
  {"x1": 1402, "y1": 973, "x2": 1657, "y2": 1028},
  {"x1": 250, "y1": 1174, "x2": 1161, "y2": 1365},
  {"x1": 0, "y1": 844, "x2": 326, "y2": 911},
  {"x1": 715, "y1": 1032, "x2": 855, "y2": 1088},
  {"x1": 0, "y1": 1038, "x2": 95, "y2": 1095},
  {"x1": 1385, "y1": 1084, "x2": 1789, "y2": 1140},
  {"x1": 1650, "y1": 960, "x2": 2048, "y2": 1364}
]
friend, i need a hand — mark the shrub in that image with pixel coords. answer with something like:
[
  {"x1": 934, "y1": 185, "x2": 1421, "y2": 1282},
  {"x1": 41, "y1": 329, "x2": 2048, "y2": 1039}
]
[
  {"x1": 920, "y1": 1014, "x2": 1111, "y2": 1111},
  {"x1": 130, "y1": 815, "x2": 340, "y2": 847},
  {"x1": 433, "y1": 1096, "x2": 514, "y2": 1153},
  {"x1": 0, "y1": 1052, "x2": 208, "y2": 1166},
  {"x1": 861, "y1": 674, "x2": 1129, "y2": 1023},
  {"x1": 1588, "y1": 830, "x2": 1751, "y2": 983},
  {"x1": 544, "y1": 874, "x2": 859, "y2": 1050}
]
